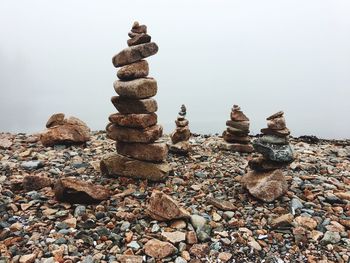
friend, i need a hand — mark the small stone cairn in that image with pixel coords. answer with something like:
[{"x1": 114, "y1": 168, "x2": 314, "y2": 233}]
[
  {"x1": 168, "y1": 104, "x2": 191, "y2": 154},
  {"x1": 100, "y1": 22, "x2": 170, "y2": 182},
  {"x1": 241, "y1": 111, "x2": 294, "y2": 202},
  {"x1": 219, "y1": 105, "x2": 253, "y2": 153}
]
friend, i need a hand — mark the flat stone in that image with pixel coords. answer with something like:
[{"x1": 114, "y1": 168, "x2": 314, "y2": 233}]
[
  {"x1": 54, "y1": 178, "x2": 110, "y2": 204},
  {"x1": 248, "y1": 156, "x2": 288, "y2": 171},
  {"x1": 144, "y1": 239, "x2": 176, "y2": 259},
  {"x1": 231, "y1": 110, "x2": 249, "y2": 121},
  {"x1": 171, "y1": 127, "x2": 191, "y2": 144},
  {"x1": 261, "y1": 127, "x2": 290, "y2": 137},
  {"x1": 161, "y1": 231, "x2": 186, "y2": 244},
  {"x1": 107, "y1": 124, "x2": 162, "y2": 143},
  {"x1": 100, "y1": 153, "x2": 170, "y2": 182},
  {"x1": 320, "y1": 231, "x2": 341, "y2": 245},
  {"x1": 114, "y1": 78, "x2": 157, "y2": 99},
  {"x1": 217, "y1": 140, "x2": 254, "y2": 153},
  {"x1": 267, "y1": 117, "x2": 286, "y2": 130},
  {"x1": 109, "y1": 113, "x2": 157, "y2": 128},
  {"x1": 111, "y1": 96, "x2": 158, "y2": 114},
  {"x1": 218, "y1": 252, "x2": 233, "y2": 262},
  {"x1": 267, "y1": 111, "x2": 284, "y2": 120},
  {"x1": 207, "y1": 197, "x2": 236, "y2": 211},
  {"x1": 259, "y1": 135, "x2": 289, "y2": 145},
  {"x1": 112, "y1": 42, "x2": 158, "y2": 67},
  {"x1": 222, "y1": 131, "x2": 250, "y2": 144},
  {"x1": 117, "y1": 60, "x2": 149, "y2": 80},
  {"x1": 0, "y1": 137, "x2": 12, "y2": 149},
  {"x1": 40, "y1": 116, "x2": 90, "y2": 147},
  {"x1": 226, "y1": 127, "x2": 249, "y2": 136},
  {"x1": 46, "y1": 113, "x2": 65, "y2": 128},
  {"x1": 116, "y1": 141, "x2": 168, "y2": 162},
  {"x1": 189, "y1": 243, "x2": 209, "y2": 258},
  {"x1": 241, "y1": 169, "x2": 288, "y2": 202},
  {"x1": 127, "y1": 33, "x2": 151, "y2": 46},
  {"x1": 23, "y1": 174, "x2": 52, "y2": 191},
  {"x1": 271, "y1": 213, "x2": 294, "y2": 228},
  {"x1": 226, "y1": 120, "x2": 250, "y2": 131},
  {"x1": 253, "y1": 138, "x2": 294, "y2": 162},
  {"x1": 175, "y1": 119, "x2": 189, "y2": 127},
  {"x1": 115, "y1": 255, "x2": 143, "y2": 263},
  {"x1": 186, "y1": 231, "x2": 198, "y2": 244},
  {"x1": 146, "y1": 190, "x2": 190, "y2": 220},
  {"x1": 168, "y1": 141, "x2": 191, "y2": 155}
]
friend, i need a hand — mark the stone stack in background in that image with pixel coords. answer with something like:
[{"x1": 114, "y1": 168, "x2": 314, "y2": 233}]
[
  {"x1": 168, "y1": 104, "x2": 191, "y2": 154},
  {"x1": 100, "y1": 22, "x2": 170, "y2": 182},
  {"x1": 219, "y1": 105, "x2": 253, "y2": 153},
  {"x1": 241, "y1": 111, "x2": 294, "y2": 202}
]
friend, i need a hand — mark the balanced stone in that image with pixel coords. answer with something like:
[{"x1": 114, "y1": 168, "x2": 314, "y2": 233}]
[
  {"x1": 109, "y1": 113, "x2": 157, "y2": 128},
  {"x1": 111, "y1": 96, "x2": 158, "y2": 114},
  {"x1": 116, "y1": 141, "x2": 168, "y2": 162},
  {"x1": 175, "y1": 119, "x2": 189, "y2": 127},
  {"x1": 112, "y1": 42, "x2": 158, "y2": 67},
  {"x1": 171, "y1": 127, "x2": 191, "y2": 144},
  {"x1": 226, "y1": 120, "x2": 250, "y2": 131},
  {"x1": 267, "y1": 116, "x2": 286, "y2": 130},
  {"x1": 226, "y1": 127, "x2": 249, "y2": 136},
  {"x1": 107, "y1": 124, "x2": 162, "y2": 143},
  {"x1": 253, "y1": 138, "x2": 294, "y2": 162},
  {"x1": 259, "y1": 135, "x2": 289, "y2": 145},
  {"x1": 131, "y1": 21, "x2": 147, "y2": 34},
  {"x1": 223, "y1": 131, "x2": 250, "y2": 144},
  {"x1": 127, "y1": 33, "x2": 151, "y2": 46},
  {"x1": 231, "y1": 108, "x2": 249, "y2": 121},
  {"x1": 114, "y1": 78, "x2": 157, "y2": 99},
  {"x1": 267, "y1": 111, "x2": 284, "y2": 120},
  {"x1": 100, "y1": 153, "x2": 170, "y2": 182},
  {"x1": 261, "y1": 127, "x2": 290, "y2": 137},
  {"x1": 248, "y1": 156, "x2": 288, "y2": 172},
  {"x1": 117, "y1": 60, "x2": 149, "y2": 80}
]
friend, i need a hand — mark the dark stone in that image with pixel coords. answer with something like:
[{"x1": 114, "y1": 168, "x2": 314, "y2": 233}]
[{"x1": 253, "y1": 138, "x2": 294, "y2": 163}]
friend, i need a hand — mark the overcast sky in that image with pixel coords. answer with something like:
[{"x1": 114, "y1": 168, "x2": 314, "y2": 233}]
[{"x1": 0, "y1": 0, "x2": 349, "y2": 139}]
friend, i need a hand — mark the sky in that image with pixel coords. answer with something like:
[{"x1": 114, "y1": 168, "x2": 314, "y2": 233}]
[{"x1": 0, "y1": 0, "x2": 349, "y2": 139}]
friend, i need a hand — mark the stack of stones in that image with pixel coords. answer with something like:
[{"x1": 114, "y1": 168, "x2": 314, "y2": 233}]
[
  {"x1": 241, "y1": 111, "x2": 294, "y2": 202},
  {"x1": 100, "y1": 22, "x2": 170, "y2": 182},
  {"x1": 168, "y1": 104, "x2": 191, "y2": 154},
  {"x1": 219, "y1": 105, "x2": 253, "y2": 153}
]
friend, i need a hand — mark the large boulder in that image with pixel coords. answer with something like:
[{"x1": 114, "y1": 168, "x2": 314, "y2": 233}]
[
  {"x1": 40, "y1": 114, "x2": 90, "y2": 147},
  {"x1": 241, "y1": 169, "x2": 288, "y2": 202},
  {"x1": 100, "y1": 153, "x2": 170, "y2": 182},
  {"x1": 54, "y1": 178, "x2": 110, "y2": 204}
]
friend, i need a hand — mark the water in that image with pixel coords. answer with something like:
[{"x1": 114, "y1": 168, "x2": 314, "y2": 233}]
[{"x1": 1, "y1": 0, "x2": 349, "y2": 139}]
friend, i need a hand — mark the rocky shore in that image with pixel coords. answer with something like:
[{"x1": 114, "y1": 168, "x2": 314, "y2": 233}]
[{"x1": 0, "y1": 132, "x2": 349, "y2": 263}]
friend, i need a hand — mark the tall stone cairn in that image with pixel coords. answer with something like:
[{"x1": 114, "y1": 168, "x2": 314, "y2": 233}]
[
  {"x1": 241, "y1": 111, "x2": 294, "y2": 202},
  {"x1": 100, "y1": 21, "x2": 170, "y2": 182},
  {"x1": 168, "y1": 104, "x2": 191, "y2": 154},
  {"x1": 219, "y1": 105, "x2": 254, "y2": 153}
]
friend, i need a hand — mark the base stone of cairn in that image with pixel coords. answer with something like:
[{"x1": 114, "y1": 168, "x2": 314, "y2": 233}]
[
  {"x1": 100, "y1": 22, "x2": 170, "y2": 182},
  {"x1": 218, "y1": 105, "x2": 253, "y2": 153},
  {"x1": 168, "y1": 105, "x2": 191, "y2": 154},
  {"x1": 241, "y1": 111, "x2": 294, "y2": 202}
]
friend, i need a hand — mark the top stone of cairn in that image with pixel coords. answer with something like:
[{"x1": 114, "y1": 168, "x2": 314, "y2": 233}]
[{"x1": 112, "y1": 21, "x2": 158, "y2": 68}]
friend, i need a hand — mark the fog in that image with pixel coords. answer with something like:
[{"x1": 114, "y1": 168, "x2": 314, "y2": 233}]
[{"x1": 1, "y1": 0, "x2": 349, "y2": 139}]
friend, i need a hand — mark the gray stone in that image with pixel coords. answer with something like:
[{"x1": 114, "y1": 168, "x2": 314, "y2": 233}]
[
  {"x1": 21, "y1": 160, "x2": 43, "y2": 170},
  {"x1": 253, "y1": 138, "x2": 294, "y2": 163},
  {"x1": 259, "y1": 135, "x2": 289, "y2": 145},
  {"x1": 321, "y1": 231, "x2": 341, "y2": 245},
  {"x1": 114, "y1": 78, "x2": 157, "y2": 99},
  {"x1": 111, "y1": 96, "x2": 158, "y2": 114}
]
